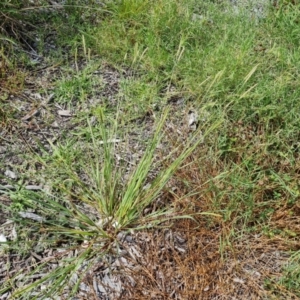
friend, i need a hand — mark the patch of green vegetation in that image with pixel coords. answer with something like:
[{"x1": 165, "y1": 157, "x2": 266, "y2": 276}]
[
  {"x1": 118, "y1": 76, "x2": 161, "y2": 116},
  {"x1": 6, "y1": 108, "x2": 220, "y2": 298},
  {"x1": 54, "y1": 70, "x2": 94, "y2": 104},
  {"x1": 265, "y1": 250, "x2": 300, "y2": 298}
]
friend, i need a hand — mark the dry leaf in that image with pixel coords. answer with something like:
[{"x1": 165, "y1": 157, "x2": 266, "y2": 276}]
[
  {"x1": 57, "y1": 110, "x2": 72, "y2": 117},
  {"x1": 21, "y1": 108, "x2": 39, "y2": 121}
]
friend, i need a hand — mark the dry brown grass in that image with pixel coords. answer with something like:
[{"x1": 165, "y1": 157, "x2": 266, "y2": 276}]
[
  {"x1": 109, "y1": 124, "x2": 300, "y2": 300},
  {"x1": 103, "y1": 216, "x2": 298, "y2": 299}
]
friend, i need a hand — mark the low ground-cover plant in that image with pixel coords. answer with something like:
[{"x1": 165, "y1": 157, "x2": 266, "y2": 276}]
[
  {"x1": 279, "y1": 250, "x2": 300, "y2": 297},
  {"x1": 4, "y1": 108, "x2": 220, "y2": 298}
]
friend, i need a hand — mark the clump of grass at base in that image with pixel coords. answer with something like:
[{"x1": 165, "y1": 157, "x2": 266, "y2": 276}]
[
  {"x1": 278, "y1": 250, "x2": 300, "y2": 297},
  {"x1": 8, "y1": 108, "x2": 220, "y2": 298},
  {"x1": 54, "y1": 70, "x2": 95, "y2": 104}
]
